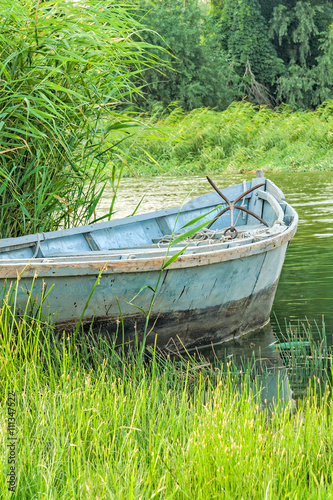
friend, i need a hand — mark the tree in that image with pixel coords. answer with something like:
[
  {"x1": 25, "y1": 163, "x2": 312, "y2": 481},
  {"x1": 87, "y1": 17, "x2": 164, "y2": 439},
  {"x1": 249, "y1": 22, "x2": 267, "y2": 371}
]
[
  {"x1": 269, "y1": 1, "x2": 333, "y2": 107},
  {"x1": 214, "y1": 0, "x2": 333, "y2": 108},
  {"x1": 134, "y1": 0, "x2": 239, "y2": 111},
  {"x1": 218, "y1": 0, "x2": 284, "y2": 105}
]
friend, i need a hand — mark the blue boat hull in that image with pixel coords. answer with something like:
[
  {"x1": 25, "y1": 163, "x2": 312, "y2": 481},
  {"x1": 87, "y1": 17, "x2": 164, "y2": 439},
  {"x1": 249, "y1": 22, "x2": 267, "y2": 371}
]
[{"x1": 0, "y1": 174, "x2": 298, "y2": 348}]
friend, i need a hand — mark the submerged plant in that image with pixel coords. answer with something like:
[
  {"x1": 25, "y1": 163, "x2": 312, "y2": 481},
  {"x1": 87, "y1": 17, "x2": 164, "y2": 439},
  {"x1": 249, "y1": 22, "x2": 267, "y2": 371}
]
[{"x1": 273, "y1": 316, "x2": 333, "y2": 400}]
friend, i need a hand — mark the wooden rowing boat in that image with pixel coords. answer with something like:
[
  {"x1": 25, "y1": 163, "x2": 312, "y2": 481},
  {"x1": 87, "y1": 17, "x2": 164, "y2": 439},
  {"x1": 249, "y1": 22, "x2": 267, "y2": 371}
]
[{"x1": 0, "y1": 171, "x2": 298, "y2": 349}]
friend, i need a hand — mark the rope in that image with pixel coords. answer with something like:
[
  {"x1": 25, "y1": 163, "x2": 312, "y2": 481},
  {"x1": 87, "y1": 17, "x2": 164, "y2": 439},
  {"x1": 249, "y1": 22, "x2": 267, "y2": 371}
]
[
  {"x1": 154, "y1": 223, "x2": 287, "y2": 248},
  {"x1": 241, "y1": 221, "x2": 286, "y2": 240},
  {"x1": 154, "y1": 181, "x2": 287, "y2": 248},
  {"x1": 32, "y1": 232, "x2": 46, "y2": 258}
]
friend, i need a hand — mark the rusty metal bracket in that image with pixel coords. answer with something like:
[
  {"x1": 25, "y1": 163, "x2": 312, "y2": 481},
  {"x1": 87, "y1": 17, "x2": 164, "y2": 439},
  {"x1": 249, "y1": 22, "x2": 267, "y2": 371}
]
[{"x1": 206, "y1": 176, "x2": 268, "y2": 238}]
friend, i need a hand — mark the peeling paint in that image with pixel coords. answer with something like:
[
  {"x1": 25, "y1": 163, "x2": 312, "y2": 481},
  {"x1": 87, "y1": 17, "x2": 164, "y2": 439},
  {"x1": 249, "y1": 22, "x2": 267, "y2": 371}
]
[{"x1": 0, "y1": 178, "x2": 298, "y2": 348}]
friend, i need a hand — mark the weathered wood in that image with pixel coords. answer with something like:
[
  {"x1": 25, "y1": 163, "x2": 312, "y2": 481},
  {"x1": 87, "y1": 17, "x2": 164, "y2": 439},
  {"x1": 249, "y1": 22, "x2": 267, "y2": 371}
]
[
  {"x1": 258, "y1": 190, "x2": 285, "y2": 223},
  {"x1": 0, "y1": 176, "x2": 298, "y2": 348},
  {"x1": 266, "y1": 179, "x2": 285, "y2": 201}
]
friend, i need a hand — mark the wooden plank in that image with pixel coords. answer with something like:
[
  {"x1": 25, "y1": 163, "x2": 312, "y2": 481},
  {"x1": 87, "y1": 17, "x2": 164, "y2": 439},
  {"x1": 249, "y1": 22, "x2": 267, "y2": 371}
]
[
  {"x1": 266, "y1": 179, "x2": 285, "y2": 201},
  {"x1": 0, "y1": 247, "x2": 35, "y2": 261},
  {"x1": 155, "y1": 217, "x2": 171, "y2": 236},
  {"x1": 0, "y1": 215, "x2": 298, "y2": 280},
  {"x1": 4, "y1": 251, "x2": 272, "y2": 324},
  {"x1": 258, "y1": 190, "x2": 284, "y2": 224},
  {"x1": 247, "y1": 178, "x2": 266, "y2": 225},
  {"x1": 253, "y1": 244, "x2": 288, "y2": 293},
  {"x1": 24, "y1": 235, "x2": 258, "y2": 261},
  {"x1": 83, "y1": 232, "x2": 100, "y2": 251},
  {"x1": 39, "y1": 234, "x2": 91, "y2": 257}
]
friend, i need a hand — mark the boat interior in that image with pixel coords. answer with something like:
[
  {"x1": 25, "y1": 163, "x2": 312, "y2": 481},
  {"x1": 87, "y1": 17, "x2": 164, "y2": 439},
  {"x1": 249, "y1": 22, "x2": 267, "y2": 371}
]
[{"x1": 0, "y1": 176, "x2": 296, "y2": 262}]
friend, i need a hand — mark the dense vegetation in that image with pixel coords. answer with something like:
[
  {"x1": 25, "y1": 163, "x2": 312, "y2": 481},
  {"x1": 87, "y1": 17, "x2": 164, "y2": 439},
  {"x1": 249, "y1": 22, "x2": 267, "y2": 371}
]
[
  {"x1": 114, "y1": 101, "x2": 333, "y2": 176},
  {"x1": 134, "y1": 0, "x2": 333, "y2": 111},
  {"x1": 0, "y1": 0, "x2": 157, "y2": 238},
  {"x1": 1, "y1": 3, "x2": 333, "y2": 498},
  {"x1": 0, "y1": 290, "x2": 333, "y2": 498},
  {"x1": 133, "y1": 0, "x2": 240, "y2": 111},
  {"x1": 1, "y1": 0, "x2": 332, "y2": 238}
]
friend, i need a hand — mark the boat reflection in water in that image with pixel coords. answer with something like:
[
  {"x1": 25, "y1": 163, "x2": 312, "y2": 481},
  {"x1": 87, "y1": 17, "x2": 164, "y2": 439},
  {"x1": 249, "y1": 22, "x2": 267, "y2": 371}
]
[{"x1": 176, "y1": 322, "x2": 294, "y2": 410}]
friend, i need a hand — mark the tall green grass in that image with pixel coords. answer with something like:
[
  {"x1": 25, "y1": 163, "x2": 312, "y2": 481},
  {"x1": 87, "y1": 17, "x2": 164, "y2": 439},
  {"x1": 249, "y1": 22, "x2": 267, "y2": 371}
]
[
  {"x1": 116, "y1": 101, "x2": 333, "y2": 176},
  {"x1": 1, "y1": 290, "x2": 333, "y2": 498},
  {"x1": 0, "y1": 0, "x2": 158, "y2": 238}
]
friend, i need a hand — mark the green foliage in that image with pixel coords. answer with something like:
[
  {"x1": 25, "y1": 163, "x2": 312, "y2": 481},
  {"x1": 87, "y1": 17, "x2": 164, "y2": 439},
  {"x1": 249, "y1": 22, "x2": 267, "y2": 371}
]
[
  {"x1": 213, "y1": 0, "x2": 333, "y2": 107},
  {"x1": 0, "y1": 0, "x2": 155, "y2": 238},
  {"x1": 131, "y1": 0, "x2": 333, "y2": 110},
  {"x1": 270, "y1": 1, "x2": 330, "y2": 67},
  {"x1": 134, "y1": 0, "x2": 239, "y2": 111},
  {"x1": 269, "y1": 1, "x2": 333, "y2": 108},
  {"x1": 1, "y1": 289, "x2": 333, "y2": 498},
  {"x1": 219, "y1": 0, "x2": 284, "y2": 104},
  {"x1": 117, "y1": 101, "x2": 333, "y2": 175}
]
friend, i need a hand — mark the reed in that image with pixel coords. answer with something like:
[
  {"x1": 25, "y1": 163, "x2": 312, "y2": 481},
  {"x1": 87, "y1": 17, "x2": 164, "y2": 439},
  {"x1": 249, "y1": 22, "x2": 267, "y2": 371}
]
[
  {"x1": 0, "y1": 289, "x2": 333, "y2": 498},
  {"x1": 115, "y1": 100, "x2": 333, "y2": 176},
  {"x1": 0, "y1": 0, "x2": 158, "y2": 238}
]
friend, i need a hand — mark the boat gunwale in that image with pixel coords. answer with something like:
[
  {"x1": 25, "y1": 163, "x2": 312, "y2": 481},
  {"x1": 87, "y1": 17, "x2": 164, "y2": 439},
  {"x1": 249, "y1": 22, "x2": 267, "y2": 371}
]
[
  {"x1": 0, "y1": 205, "x2": 298, "y2": 278},
  {"x1": 0, "y1": 179, "x2": 263, "y2": 251}
]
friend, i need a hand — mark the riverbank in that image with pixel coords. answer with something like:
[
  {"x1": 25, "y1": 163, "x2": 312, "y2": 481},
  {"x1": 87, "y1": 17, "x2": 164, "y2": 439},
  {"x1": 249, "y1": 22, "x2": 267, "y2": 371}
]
[
  {"x1": 117, "y1": 101, "x2": 333, "y2": 176},
  {"x1": 1, "y1": 299, "x2": 332, "y2": 498}
]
